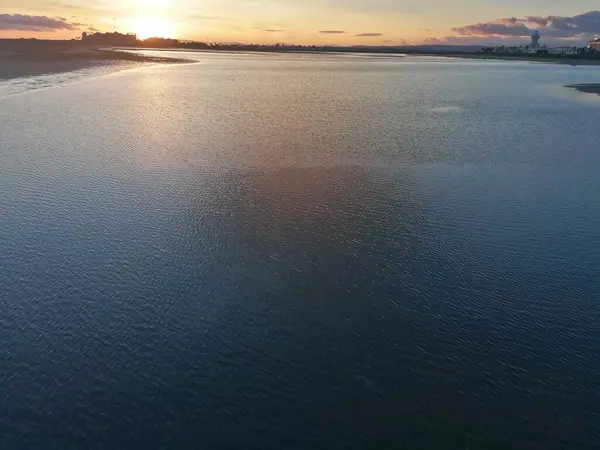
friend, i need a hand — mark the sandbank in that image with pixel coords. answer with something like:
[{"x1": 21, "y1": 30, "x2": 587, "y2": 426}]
[
  {"x1": 0, "y1": 40, "x2": 189, "y2": 81},
  {"x1": 565, "y1": 84, "x2": 600, "y2": 96}
]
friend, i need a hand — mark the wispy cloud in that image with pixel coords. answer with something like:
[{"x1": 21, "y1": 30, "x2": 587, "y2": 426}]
[
  {"x1": 310, "y1": 0, "x2": 420, "y2": 16},
  {"x1": 355, "y1": 32, "x2": 382, "y2": 37},
  {"x1": 35, "y1": 0, "x2": 127, "y2": 19},
  {"x1": 193, "y1": 13, "x2": 227, "y2": 19},
  {"x1": 0, "y1": 13, "x2": 77, "y2": 31},
  {"x1": 319, "y1": 30, "x2": 345, "y2": 34},
  {"x1": 40, "y1": 1, "x2": 92, "y2": 11},
  {"x1": 263, "y1": 29, "x2": 283, "y2": 32}
]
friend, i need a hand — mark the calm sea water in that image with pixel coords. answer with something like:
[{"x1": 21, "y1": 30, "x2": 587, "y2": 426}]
[{"x1": 1, "y1": 53, "x2": 600, "y2": 449}]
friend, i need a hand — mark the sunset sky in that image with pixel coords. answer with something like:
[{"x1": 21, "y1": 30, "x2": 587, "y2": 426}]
[{"x1": 1, "y1": 0, "x2": 600, "y2": 45}]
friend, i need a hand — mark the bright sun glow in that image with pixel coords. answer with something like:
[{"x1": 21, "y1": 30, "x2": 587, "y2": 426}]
[
  {"x1": 133, "y1": 17, "x2": 174, "y2": 39},
  {"x1": 130, "y1": 0, "x2": 168, "y2": 10}
]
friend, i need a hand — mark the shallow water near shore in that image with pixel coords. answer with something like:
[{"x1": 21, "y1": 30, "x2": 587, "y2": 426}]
[
  {"x1": 1, "y1": 52, "x2": 600, "y2": 449},
  {"x1": 0, "y1": 62, "x2": 131, "y2": 98}
]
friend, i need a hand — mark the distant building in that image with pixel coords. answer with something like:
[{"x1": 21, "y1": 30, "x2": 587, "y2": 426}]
[
  {"x1": 589, "y1": 38, "x2": 600, "y2": 52},
  {"x1": 139, "y1": 37, "x2": 180, "y2": 48},
  {"x1": 82, "y1": 31, "x2": 137, "y2": 46},
  {"x1": 531, "y1": 30, "x2": 541, "y2": 49}
]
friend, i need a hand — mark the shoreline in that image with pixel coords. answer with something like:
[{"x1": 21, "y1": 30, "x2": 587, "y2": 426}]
[
  {"x1": 2, "y1": 41, "x2": 600, "y2": 99},
  {"x1": 126, "y1": 46, "x2": 600, "y2": 66},
  {"x1": 125, "y1": 45, "x2": 600, "y2": 66},
  {"x1": 0, "y1": 42, "x2": 191, "y2": 82},
  {"x1": 410, "y1": 51, "x2": 600, "y2": 66},
  {"x1": 566, "y1": 83, "x2": 600, "y2": 96}
]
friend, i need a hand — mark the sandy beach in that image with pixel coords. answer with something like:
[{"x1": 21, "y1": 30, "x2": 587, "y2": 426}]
[{"x1": 0, "y1": 40, "x2": 189, "y2": 81}]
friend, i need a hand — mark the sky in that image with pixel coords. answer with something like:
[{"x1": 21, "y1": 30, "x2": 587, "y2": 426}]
[{"x1": 1, "y1": 0, "x2": 600, "y2": 46}]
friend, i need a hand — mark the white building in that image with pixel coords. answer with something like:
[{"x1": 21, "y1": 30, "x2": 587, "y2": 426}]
[{"x1": 531, "y1": 30, "x2": 541, "y2": 49}]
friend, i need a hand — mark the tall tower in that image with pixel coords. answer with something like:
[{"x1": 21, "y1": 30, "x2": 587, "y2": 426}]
[{"x1": 531, "y1": 30, "x2": 541, "y2": 48}]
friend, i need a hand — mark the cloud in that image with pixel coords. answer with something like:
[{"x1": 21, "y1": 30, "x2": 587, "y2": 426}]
[
  {"x1": 310, "y1": 0, "x2": 420, "y2": 16},
  {"x1": 453, "y1": 22, "x2": 531, "y2": 37},
  {"x1": 40, "y1": 0, "x2": 118, "y2": 14},
  {"x1": 526, "y1": 16, "x2": 550, "y2": 28},
  {"x1": 42, "y1": 1, "x2": 85, "y2": 10},
  {"x1": 185, "y1": 13, "x2": 227, "y2": 22},
  {"x1": 0, "y1": 14, "x2": 77, "y2": 31},
  {"x1": 355, "y1": 32, "x2": 383, "y2": 37},
  {"x1": 263, "y1": 29, "x2": 283, "y2": 32},
  {"x1": 453, "y1": 10, "x2": 600, "y2": 40},
  {"x1": 72, "y1": 22, "x2": 87, "y2": 27},
  {"x1": 319, "y1": 30, "x2": 345, "y2": 34}
]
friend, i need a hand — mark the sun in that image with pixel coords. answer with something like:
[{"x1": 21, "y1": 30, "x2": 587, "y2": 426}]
[
  {"x1": 147, "y1": 0, "x2": 168, "y2": 7},
  {"x1": 133, "y1": 17, "x2": 174, "y2": 40}
]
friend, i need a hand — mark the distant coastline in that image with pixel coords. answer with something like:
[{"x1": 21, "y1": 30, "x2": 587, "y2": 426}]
[
  {"x1": 132, "y1": 41, "x2": 600, "y2": 66},
  {"x1": 128, "y1": 44, "x2": 600, "y2": 66},
  {"x1": 419, "y1": 51, "x2": 600, "y2": 66},
  {"x1": 2, "y1": 38, "x2": 600, "y2": 87}
]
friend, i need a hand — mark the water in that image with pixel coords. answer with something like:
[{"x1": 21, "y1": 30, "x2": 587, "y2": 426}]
[
  {"x1": 1, "y1": 53, "x2": 600, "y2": 449},
  {"x1": 0, "y1": 61, "x2": 144, "y2": 99}
]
